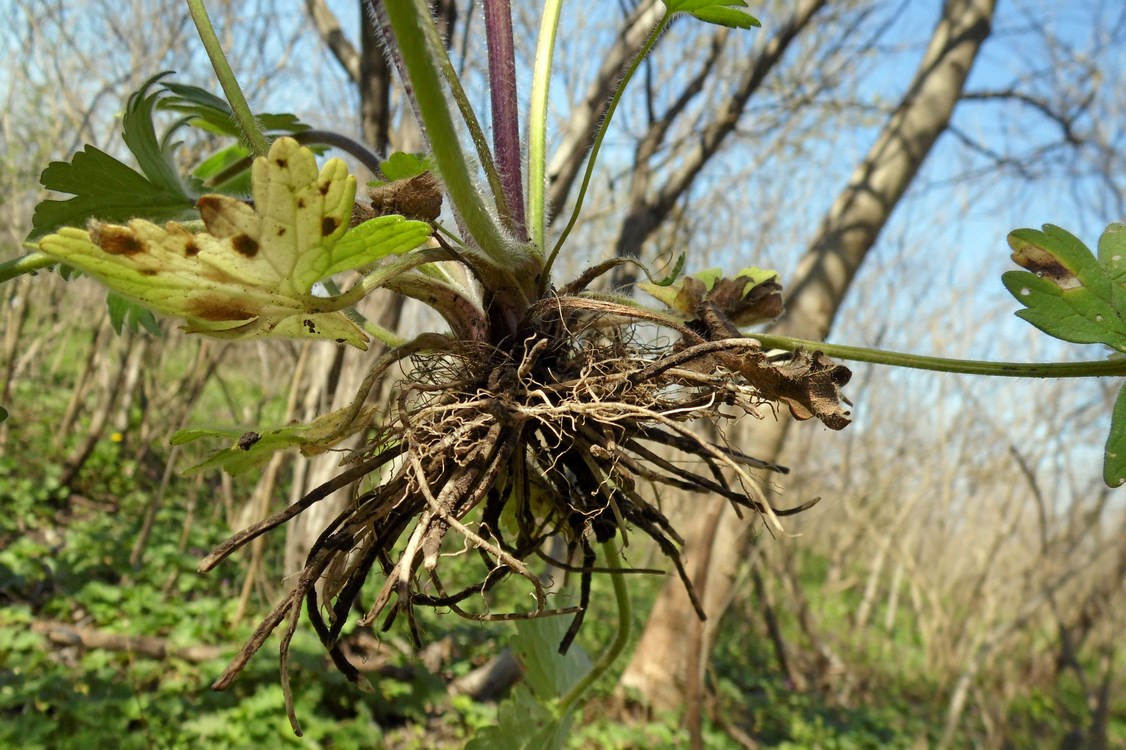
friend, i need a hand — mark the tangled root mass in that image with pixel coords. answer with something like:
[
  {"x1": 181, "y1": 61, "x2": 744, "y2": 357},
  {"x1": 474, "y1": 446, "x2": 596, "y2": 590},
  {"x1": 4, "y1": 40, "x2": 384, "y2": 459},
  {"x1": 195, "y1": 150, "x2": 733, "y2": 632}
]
[{"x1": 200, "y1": 291, "x2": 851, "y2": 732}]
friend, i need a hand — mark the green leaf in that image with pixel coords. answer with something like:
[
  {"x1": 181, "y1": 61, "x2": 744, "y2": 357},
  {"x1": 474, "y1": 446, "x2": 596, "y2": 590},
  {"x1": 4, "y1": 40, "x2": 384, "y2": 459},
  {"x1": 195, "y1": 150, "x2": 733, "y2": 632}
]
[
  {"x1": 30, "y1": 145, "x2": 197, "y2": 240},
  {"x1": 667, "y1": 0, "x2": 761, "y2": 28},
  {"x1": 171, "y1": 403, "x2": 377, "y2": 476},
  {"x1": 378, "y1": 152, "x2": 431, "y2": 182},
  {"x1": 464, "y1": 686, "x2": 572, "y2": 750},
  {"x1": 301, "y1": 215, "x2": 434, "y2": 292},
  {"x1": 158, "y1": 81, "x2": 311, "y2": 138},
  {"x1": 1104, "y1": 383, "x2": 1126, "y2": 487},
  {"x1": 122, "y1": 72, "x2": 204, "y2": 199},
  {"x1": 1097, "y1": 222, "x2": 1126, "y2": 283},
  {"x1": 512, "y1": 616, "x2": 592, "y2": 701},
  {"x1": 193, "y1": 143, "x2": 253, "y2": 196},
  {"x1": 1003, "y1": 224, "x2": 1126, "y2": 351},
  {"x1": 1004, "y1": 223, "x2": 1126, "y2": 488},
  {"x1": 106, "y1": 291, "x2": 163, "y2": 336},
  {"x1": 29, "y1": 74, "x2": 200, "y2": 239},
  {"x1": 0, "y1": 406, "x2": 7, "y2": 424},
  {"x1": 36, "y1": 138, "x2": 432, "y2": 349}
]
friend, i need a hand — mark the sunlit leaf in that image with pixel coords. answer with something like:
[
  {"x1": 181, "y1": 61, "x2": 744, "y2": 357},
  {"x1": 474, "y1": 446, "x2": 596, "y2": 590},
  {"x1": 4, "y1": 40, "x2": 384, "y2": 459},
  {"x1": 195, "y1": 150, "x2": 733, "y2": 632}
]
[
  {"x1": 1104, "y1": 383, "x2": 1126, "y2": 487},
  {"x1": 29, "y1": 73, "x2": 200, "y2": 239},
  {"x1": 666, "y1": 0, "x2": 761, "y2": 29},
  {"x1": 1003, "y1": 224, "x2": 1126, "y2": 351},
  {"x1": 1004, "y1": 223, "x2": 1126, "y2": 488},
  {"x1": 378, "y1": 152, "x2": 431, "y2": 182},
  {"x1": 1097, "y1": 222, "x2": 1126, "y2": 283},
  {"x1": 193, "y1": 143, "x2": 253, "y2": 196},
  {"x1": 171, "y1": 403, "x2": 377, "y2": 476},
  {"x1": 37, "y1": 138, "x2": 432, "y2": 349}
]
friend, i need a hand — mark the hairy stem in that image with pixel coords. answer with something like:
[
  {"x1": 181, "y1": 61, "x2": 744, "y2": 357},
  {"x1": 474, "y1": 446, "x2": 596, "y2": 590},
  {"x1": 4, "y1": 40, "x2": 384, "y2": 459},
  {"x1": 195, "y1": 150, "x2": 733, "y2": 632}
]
[
  {"x1": 528, "y1": 0, "x2": 563, "y2": 253},
  {"x1": 0, "y1": 251, "x2": 56, "y2": 283},
  {"x1": 557, "y1": 540, "x2": 631, "y2": 716},
  {"x1": 754, "y1": 333, "x2": 1126, "y2": 378},
  {"x1": 382, "y1": 0, "x2": 532, "y2": 304},
  {"x1": 484, "y1": 0, "x2": 526, "y2": 238},
  {"x1": 415, "y1": 2, "x2": 515, "y2": 233},
  {"x1": 185, "y1": 0, "x2": 269, "y2": 156}
]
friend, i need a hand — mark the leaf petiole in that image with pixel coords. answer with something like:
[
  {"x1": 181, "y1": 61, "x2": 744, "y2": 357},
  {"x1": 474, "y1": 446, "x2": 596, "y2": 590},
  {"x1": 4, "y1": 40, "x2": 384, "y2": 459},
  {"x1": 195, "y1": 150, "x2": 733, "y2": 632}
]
[
  {"x1": 752, "y1": 333, "x2": 1126, "y2": 379},
  {"x1": 556, "y1": 540, "x2": 631, "y2": 716},
  {"x1": 185, "y1": 0, "x2": 270, "y2": 156}
]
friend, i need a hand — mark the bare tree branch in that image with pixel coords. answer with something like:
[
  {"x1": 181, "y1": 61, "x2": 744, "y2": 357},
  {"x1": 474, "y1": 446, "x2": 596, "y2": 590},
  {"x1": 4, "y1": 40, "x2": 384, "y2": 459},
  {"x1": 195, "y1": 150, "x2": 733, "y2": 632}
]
[
  {"x1": 305, "y1": 0, "x2": 361, "y2": 85},
  {"x1": 545, "y1": 1, "x2": 665, "y2": 220},
  {"x1": 613, "y1": 0, "x2": 829, "y2": 283}
]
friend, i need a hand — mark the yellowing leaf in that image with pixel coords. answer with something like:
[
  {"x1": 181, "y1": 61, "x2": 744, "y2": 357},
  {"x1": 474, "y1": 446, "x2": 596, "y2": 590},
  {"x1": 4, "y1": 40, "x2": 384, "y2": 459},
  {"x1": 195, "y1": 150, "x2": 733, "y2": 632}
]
[
  {"x1": 171, "y1": 403, "x2": 379, "y2": 476},
  {"x1": 37, "y1": 137, "x2": 433, "y2": 349}
]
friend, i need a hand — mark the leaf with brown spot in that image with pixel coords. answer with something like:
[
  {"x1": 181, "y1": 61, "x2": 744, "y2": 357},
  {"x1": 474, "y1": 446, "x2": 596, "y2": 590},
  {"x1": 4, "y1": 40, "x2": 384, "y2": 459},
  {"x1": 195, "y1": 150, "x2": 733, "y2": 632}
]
[
  {"x1": 171, "y1": 404, "x2": 379, "y2": 476},
  {"x1": 37, "y1": 138, "x2": 433, "y2": 349},
  {"x1": 1003, "y1": 222, "x2": 1126, "y2": 487},
  {"x1": 1003, "y1": 224, "x2": 1126, "y2": 350}
]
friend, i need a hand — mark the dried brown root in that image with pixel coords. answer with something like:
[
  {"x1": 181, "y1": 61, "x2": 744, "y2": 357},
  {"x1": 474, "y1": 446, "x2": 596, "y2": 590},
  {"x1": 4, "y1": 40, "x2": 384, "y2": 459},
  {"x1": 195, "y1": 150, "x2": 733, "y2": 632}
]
[{"x1": 202, "y1": 292, "x2": 850, "y2": 729}]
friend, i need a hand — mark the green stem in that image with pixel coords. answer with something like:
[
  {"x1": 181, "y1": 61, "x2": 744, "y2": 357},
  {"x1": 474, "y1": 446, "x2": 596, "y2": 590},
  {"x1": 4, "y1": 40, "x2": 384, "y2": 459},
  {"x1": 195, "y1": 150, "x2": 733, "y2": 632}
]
[
  {"x1": 541, "y1": 9, "x2": 673, "y2": 291},
  {"x1": 418, "y1": 7, "x2": 514, "y2": 233},
  {"x1": 753, "y1": 333, "x2": 1126, "y2": 378},
  {"x1": 527, "y1": 0, "x2": 564, "y2": 253},
  {"x1": 185, "y1": 0, "x2": 269, "y2": 156},
  {"x1": 0, "y1": 252, "x2": 57, "y2": 284},
  {"x1": 556, "y1": 540, "x2": 631, "y2": 716},
  {"x1": 382, "y1": 1, "x2": 511, "y2": 261}
]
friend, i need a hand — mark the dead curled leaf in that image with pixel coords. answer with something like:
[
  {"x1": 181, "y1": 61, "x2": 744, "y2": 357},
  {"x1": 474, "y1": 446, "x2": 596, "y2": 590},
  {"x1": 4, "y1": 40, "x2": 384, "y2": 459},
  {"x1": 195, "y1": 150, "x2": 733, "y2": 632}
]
[
  {"x1": 665, "y1": 329, "x2": 852, "y2": 430},
  {"x1": 720, "y1": 347, "x2": 853, "y2": 430},
  {"x1": 694, "y1": 273, "x2": 784, "y2": 326},
  {"x1": 368, "y1": 172, "x2": 443, "y2": 223},
  {"x1": 674, "y1": 295, "x2": 850, "y2": 429}
]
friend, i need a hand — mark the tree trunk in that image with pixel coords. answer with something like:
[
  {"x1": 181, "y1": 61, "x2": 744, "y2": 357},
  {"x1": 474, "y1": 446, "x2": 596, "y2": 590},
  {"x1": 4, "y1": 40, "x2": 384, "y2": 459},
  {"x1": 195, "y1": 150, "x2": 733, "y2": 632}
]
[{"x1": 618, "y1": 0, "x2": 997, "y2": 711}]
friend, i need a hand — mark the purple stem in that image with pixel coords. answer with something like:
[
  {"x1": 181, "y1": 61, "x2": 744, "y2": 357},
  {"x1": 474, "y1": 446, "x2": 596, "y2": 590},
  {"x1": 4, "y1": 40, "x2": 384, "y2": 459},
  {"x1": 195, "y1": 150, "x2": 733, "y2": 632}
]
[{"x1": 483, "y1": 0, "x2": 527, "y2": 239}]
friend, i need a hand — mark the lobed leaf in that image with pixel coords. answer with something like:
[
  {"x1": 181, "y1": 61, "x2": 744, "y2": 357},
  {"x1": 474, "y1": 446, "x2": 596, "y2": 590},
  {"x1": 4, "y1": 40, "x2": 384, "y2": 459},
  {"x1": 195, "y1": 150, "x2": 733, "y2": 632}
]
[
  {"x1": 159, "y1": 80, "x2": 311, "y2": 139},
  {"x1": 667, "y1": 0, "x2": 761, "y2": 28},
  {"x1": 36, "y1": 138, "x2": 433, "y2": 349},
  {"x1": 1005, "y1": 223, "x2": 1126, "y2": 487},
  {"x1": 1003, "y1": 224, "x2": 1126, "y2": 351},
  {"x1": 171, "y1": 403, "x2": 377, "y2": 476},
  {"x1": 378, "y1": 152, "x2": 431, "y2": 182},
  {"x1": 29, "y1": 73, "x2": 202, "y2": 239},
  {"x1": 463, "y1": 686, "x2": 571, "y2": 750},
  {"x1": 30, "y1": 146, "x2": 197, "y2": 241}
]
